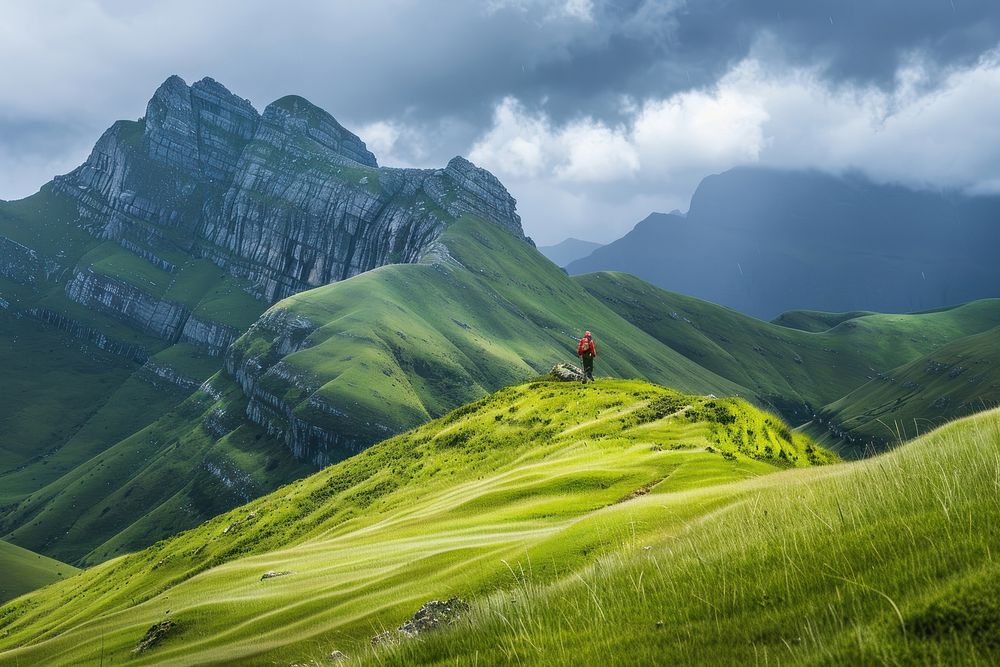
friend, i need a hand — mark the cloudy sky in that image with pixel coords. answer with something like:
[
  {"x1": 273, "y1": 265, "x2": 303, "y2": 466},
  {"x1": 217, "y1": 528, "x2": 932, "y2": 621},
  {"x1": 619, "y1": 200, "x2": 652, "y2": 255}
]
[{"x1": 2, "y1": 0, "x2": 1000, "y2": 244}]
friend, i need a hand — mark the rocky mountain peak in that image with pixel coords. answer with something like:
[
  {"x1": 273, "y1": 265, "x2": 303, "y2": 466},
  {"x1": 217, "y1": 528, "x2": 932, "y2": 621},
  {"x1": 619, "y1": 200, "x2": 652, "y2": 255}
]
[
  {"x1": 142, "y1": 75, "x2": 260, "y2": 180},
  {"x1": 441, "y1": 156, "x2": 522, "y2": 238},
  {"x1": 260, "y1": 95, "x2": 377, "y2": 168},
  {"x1": 49, "y1": 74, "x2": 526, "y2": 312}
]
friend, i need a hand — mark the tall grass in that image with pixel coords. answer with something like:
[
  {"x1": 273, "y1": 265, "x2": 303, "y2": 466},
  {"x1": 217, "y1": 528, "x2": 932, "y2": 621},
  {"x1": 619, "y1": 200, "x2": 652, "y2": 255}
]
[{"x1": 368, "y1": 409, "x2": 1000, "y2": 665}]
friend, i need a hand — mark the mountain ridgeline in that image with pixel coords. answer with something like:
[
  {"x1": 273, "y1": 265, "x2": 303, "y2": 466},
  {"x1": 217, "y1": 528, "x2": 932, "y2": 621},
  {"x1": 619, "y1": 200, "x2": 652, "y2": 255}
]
[
  {"x1": 0, "y1": 75, "x2": 524, "y2": 561},
  {"x1": 53, "y1": 75, "x2": 523, "y2": 308},
  {"x1": 567, "y1": 168, "x2": 1000, "y2": 319},
  {"x1": 3, "y1": 75, "x2": 1000, "y2": 570}
]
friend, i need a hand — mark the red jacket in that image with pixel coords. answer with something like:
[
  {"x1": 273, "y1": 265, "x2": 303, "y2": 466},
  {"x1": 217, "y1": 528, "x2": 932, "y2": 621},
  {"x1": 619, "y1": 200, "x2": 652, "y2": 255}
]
[{"x1": 577, "y1": 337, "x2": 597, "y2": 358}]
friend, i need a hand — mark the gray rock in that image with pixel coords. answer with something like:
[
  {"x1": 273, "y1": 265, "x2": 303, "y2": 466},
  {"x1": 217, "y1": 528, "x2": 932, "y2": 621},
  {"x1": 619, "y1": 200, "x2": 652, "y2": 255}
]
[
  {"x1": 371, "y1": 597, "x2": 471, "y2": 645},
  {"x1": 52, "y1": 74, "x2": 524, "y2": 307},
  {"x1": 65, "y1": 269, "x2": 189, "y2": 340},
  {"x1": 5, "y1": 74, "x2": 528, "y2": 465},
  {"x1": 551, "y1": 363, "x2": 585, "y2": 382}
]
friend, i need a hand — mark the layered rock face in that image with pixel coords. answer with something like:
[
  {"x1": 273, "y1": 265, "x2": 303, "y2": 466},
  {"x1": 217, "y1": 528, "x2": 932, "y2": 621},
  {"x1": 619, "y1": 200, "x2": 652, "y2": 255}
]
[
  {"x1": 52, "y1": 75, "x2": 523, "y2": 304},
  {"x1": 0, "y1": 74, "x2": 526, "y2": 466}
]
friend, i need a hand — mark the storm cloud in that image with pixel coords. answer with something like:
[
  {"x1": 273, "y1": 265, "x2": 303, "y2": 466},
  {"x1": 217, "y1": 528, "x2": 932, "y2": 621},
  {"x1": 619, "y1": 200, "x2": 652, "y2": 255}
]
[{"x1": 2, "y1": 0, "x2": 999, "y2": 242}]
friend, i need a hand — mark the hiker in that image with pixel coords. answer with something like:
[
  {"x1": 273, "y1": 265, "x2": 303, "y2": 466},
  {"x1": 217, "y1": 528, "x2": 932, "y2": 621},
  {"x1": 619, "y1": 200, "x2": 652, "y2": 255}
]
[{"x1": 577, "y1": 330, "x2": 597, "y2": 383}]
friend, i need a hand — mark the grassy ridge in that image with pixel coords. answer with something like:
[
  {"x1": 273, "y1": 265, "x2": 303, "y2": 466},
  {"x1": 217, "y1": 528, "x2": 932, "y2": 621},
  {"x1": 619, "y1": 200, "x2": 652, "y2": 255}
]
[
  {"x1": 0, "y1": 540, "x2": 77, "y2": 603},
  {"x1": 227, "y1": 218, "x2": 747, "y2": 452},
  {"x1": 809, "y1": 325, "x2": 1000, "y2": 451},
  {"x1": 0, "y1": 378, "x2": 829, "y2": 665},
  {"x1": 577, "y1": 272, "x2": 1000, "y2": 433},
  {"x1": 771, "y1": 307, "x2": 876, "y2": 332},
  {"x1": 378, "y1": 407, "x2": 1000, "y2": 665}
]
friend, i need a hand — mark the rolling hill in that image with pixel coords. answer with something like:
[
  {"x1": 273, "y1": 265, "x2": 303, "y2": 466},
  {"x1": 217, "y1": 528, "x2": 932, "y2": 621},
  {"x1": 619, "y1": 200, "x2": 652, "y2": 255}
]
[
  {"x1": 566, "y1": 168, "x2": 1000, "y2": 318},
  {"x1": 575, "y1": 271, "x2": 1000, "y2": 433},
  {"x1": 1, "y1": 378, "x2": 997, "y2": 665},
  {"x1": 808, "y1": 324, "x2": 1000, "y2": 453},
  {"x1": 0, "y1": 540, "x2": 77, "y2": 603},
  {"x1": 0, "y1": 377, "x2": 833, "y2": 665}
]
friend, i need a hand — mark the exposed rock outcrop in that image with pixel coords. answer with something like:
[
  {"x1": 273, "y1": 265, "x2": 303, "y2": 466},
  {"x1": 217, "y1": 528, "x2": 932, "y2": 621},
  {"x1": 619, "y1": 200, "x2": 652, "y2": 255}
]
[
  {"x1": 65, "y1": 269, "x2": 189, "y2": 340},
  {"x1": 51, "y1": 74, "x2": 523, "y2": 304},
  {"x1": 2, "y1": 74, "x2": 527, "y2": 466},
  {"x1": 551, "y1": 363, "x2": 586, "y2": 382},
  {"x1": 180, "y1": 316, "x2": 240, "y2": 356},
  {"x1": 26, "y1": 308, "x2": 149, "y2": 363},
  {"x1": 139, "y1": 360, "x2": 203, "y2": 391},
  {"x1": 0, "y1": 237, "x2": 43, "y2": 285}
]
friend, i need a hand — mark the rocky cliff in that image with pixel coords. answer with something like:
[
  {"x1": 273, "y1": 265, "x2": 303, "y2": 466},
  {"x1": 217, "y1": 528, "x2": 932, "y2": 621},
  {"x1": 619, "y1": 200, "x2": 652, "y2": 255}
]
[
  {"x1": 51, "y1": 75, "x2": 523, "y2": 306},
  {"x1": 0, "y1": 74, "x2": 527, "y2": 469}
]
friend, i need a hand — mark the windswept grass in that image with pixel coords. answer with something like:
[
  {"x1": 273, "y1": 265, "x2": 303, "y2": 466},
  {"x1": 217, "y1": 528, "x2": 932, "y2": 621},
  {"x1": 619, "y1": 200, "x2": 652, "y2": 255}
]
[
  {"x1": 0, "y1": 379, "x2": 829, "y2": 665},
  {"x1": 371, "y1": 408, "x2": 1000, "y2": 666}
]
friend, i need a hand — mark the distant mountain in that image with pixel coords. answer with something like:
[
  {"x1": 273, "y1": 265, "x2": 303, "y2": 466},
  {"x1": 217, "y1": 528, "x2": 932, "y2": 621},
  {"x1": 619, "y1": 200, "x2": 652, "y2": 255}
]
[
  {"x1": 566, "y1": 168, "x2": 1000, "y2": 318},
  {"x1": 537, "y1": 237, "x2": 602, "y2": 266}
]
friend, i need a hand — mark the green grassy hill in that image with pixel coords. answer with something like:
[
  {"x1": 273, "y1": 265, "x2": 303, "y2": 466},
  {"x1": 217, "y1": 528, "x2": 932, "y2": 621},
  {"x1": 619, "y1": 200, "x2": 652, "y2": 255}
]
[
  {"x1": 2, "y1": 379, "x2": 998, "y2": 665},
  {"x1": 381, "y1": 406, "x2": 1000, "y2": 666},
  {"x1": 224, "y1": 218, "x2": 746, "y2": 461},
  {"x1": 0, "y1": 378, "x2": 831, "y2": 665},
  {"x1": 0, "y1": 188, "x2": 262, "y2": 510},
  {"x1": 0, "y1": 540, "x2": 77, "y2": 603},
  {"x1": 577, "y1": 272, "x2": 1000, "y2": 431},
  {"x1": 807, "y1": 325, "x2": 1000, "y2": 453},
  {"x1": 0, "y1": 217, "x2": 744, "y2": 566},
  {"x1": 771, "y1": 307, "x2": 877, "y2": 332}
]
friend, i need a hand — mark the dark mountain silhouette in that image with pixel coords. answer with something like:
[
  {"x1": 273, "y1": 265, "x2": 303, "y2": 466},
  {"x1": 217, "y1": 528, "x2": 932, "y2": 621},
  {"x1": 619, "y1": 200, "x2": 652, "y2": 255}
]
[{"x1": 567, "y1": 167, "x2": 1000, "y2": 318}]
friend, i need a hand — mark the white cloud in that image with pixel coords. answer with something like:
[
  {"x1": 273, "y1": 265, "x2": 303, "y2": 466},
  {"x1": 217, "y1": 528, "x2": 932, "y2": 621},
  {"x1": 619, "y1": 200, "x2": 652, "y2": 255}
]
[
  {"x1": 465, "y1": 51, "x2": 1000, "y2": 244},
  {"x1": 631, "y1": 73, "x2": 769, "y2": 174},
  {"x1": 561, "y1": 0, "x2": 595, "y2": 22},
  {"x1": 469, "y1": 97, "x2": 637, "y2": 183}
]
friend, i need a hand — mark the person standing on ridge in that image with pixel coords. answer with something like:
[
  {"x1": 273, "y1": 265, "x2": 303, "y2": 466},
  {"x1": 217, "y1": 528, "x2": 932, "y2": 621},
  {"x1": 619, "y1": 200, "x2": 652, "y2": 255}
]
[{"x1": 577, "y1": 330, "x2": 597, "y2": 384}]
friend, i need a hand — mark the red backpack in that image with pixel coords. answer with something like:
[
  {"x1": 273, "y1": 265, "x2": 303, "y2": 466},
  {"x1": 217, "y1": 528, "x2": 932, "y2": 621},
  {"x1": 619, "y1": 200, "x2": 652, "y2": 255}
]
[{"x1": 578, "y1": 337, "x2": 592, "y2": 356}]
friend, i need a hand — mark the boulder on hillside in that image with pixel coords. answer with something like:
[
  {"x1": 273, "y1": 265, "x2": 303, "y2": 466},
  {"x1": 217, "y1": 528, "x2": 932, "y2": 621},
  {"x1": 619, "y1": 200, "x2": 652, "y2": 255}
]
[
  {"x1": 551, "y1": 363, "x2": 585, "y2": 382},
  {"x1": 371, "y1": 597, "x2": 471, "y2": 646},
  {"x1": 133, "y1": 620, "x2": 176, "y2": 654}
]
